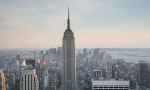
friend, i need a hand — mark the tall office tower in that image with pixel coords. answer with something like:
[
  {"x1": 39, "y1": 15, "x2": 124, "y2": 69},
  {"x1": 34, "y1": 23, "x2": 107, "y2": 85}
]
[
  {"x1": 139, "y1": 60, "x2": 148, "y2": 84},
  {"x1": 115, "y1": 70, "x2": 120, "y2": 79},
  {"x1": 62, "y1": 8, "x2": 76, "y2": 90},
  {"x1": 20, "y1": 60, "x2": 39, "y2": 90},
  {"x1": 112, "y1": 65, "x2": 116, "y2": 79},
  {"x1": 43, "y1": 70, "x2": 49, "y2": 90},
  {"x1": 49, "y1": 73, "x2": 58, "y2": 90},
  {"x1": 9, "y1": 73, "x2": 16, "y2": 89},
  {"x1": 41, "y1": 67, "x2": 49, "y2": 90},
  {"x1": 20, "y1": 69, "x2": 39, "y2": 90},
  {"x1": 0, "y1": 70, "x2": 6, "y2": 90},
  {"x1": 14, "y1": 78, "x2": 20, "y2": 90},
  {"x1": 35, "y1": 61, "x2": 41, "y2": 83}
]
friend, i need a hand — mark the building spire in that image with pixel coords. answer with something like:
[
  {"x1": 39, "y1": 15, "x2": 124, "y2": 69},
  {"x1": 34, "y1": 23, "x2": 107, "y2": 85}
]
[{"x1": 67, "y1": 7, "x2": 70, "y2": 29}]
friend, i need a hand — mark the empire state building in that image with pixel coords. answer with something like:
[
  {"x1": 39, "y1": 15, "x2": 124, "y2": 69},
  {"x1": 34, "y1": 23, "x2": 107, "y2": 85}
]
[{"x1": 62, "y1": 9, "x2": 76, "y2": 90}]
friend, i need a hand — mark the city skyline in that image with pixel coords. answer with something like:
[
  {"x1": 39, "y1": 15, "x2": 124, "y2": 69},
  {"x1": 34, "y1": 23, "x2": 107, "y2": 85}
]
[{"x1": 0, "y1": 0, "x2": 150, "y2": 49}]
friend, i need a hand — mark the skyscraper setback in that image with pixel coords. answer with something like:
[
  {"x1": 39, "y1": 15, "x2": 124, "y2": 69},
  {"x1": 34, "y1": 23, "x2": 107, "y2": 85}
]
[{"x1": 61, "y1": 8, "x2": 76, "y2": 90}]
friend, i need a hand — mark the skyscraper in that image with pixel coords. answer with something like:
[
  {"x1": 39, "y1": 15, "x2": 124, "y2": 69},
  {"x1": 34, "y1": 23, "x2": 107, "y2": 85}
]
[
  {"x1": 20, "y1": 59, "x2": 39, "y2": 90},
  {"x1": 62, "y1": 8, "x2": 76, "y2": 90},
  {"x1": 41, "y1": 64, "x2": 49, "y2": 90},
  {"x1": 139, "y1": 61, "x2": 148, "y2": 86},
  {"x1": 20, "y1": 69, "x2": 39, "y2": 90},
  {"x1": 0, "y1": 70, "x2": 6, "y2": 90}
]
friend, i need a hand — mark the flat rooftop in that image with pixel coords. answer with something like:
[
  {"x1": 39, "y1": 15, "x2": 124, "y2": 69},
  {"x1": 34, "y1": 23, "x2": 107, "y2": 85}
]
[{"x1": 92, "y1": 79, "x2": 130, "y2": 86}]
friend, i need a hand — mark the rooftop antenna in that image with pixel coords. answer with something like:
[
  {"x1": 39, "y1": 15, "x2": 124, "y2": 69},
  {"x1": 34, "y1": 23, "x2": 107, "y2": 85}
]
[{"x1": 67, "y1": 4, "x2": 70, "y2": 29}]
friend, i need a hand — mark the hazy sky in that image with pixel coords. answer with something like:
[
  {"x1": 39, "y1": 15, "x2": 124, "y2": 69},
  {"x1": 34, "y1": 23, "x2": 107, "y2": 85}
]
[{"x1": 0, "y1": 0, "x2": 150, "y2": 49}]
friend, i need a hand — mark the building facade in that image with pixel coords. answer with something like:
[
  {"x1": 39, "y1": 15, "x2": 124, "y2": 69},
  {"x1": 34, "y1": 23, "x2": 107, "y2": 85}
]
[
  {"x1": 41, "y1": 69, "x2": 49, "y2": 90},
  {"x1": 20, "y1": 69, "x2": 39, "y2": 90},
  {"x1": 62, "y1": 9, "x2": 76, "y2": 90},
  {"x1": 20, "y1": 59, "x2": 39, "y2": 90},
  {"x1": 92, "y1": 79, "x2": 130, "y2": 90},
  {"x1": 139, "y1": 60, "x2": 148, "y2": 84},
  {"x1": 0, "y1": 70, "x2": 6, "y2": 90}
]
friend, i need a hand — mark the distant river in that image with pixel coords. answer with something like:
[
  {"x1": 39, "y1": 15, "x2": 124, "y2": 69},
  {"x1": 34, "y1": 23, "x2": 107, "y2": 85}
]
[{"x1": 99, "y1": 48, "x2": 150, "y2": 63}]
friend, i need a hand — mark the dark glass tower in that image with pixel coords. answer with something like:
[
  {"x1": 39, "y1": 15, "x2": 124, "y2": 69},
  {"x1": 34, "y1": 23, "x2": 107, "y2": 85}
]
[{"x1": 62, "y1": 8, "x2": 76, "y2": 90}]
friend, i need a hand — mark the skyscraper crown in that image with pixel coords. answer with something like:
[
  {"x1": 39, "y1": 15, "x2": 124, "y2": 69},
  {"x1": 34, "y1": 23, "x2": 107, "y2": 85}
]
[{"x1": 64, "y1": 7, "x2": 74, "y2": 37}]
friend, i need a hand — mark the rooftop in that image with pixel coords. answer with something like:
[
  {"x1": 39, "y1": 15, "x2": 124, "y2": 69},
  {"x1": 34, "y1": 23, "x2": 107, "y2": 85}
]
[{"x1": 92, "y1": 79, "x2": 130, "y2": 86}]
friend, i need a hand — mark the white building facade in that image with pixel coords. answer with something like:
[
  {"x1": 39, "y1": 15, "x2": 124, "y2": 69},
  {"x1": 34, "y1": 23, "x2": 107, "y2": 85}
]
[
  {"x1": 20, "y1": 69, "x2": 39, "y2": 90},
  {"x1": 42, "y1": 69, "x2": 49, "y2": 90},
  {"x1": 92, "y1": 79, "x2": 130, "y2": 90}
]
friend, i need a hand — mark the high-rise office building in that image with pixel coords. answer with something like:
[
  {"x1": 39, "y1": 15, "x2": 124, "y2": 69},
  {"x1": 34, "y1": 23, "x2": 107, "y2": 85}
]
[
  {"x1": 49, "y1": 73, "x2": 58, "y2": 90},
  {"x1": 41, "y1": 69, "x2": 49, "y2": 90},
  {"x1": 112, "y1": 65, "x2": 116, "y2": 79},
  {"x1": 139, "y1": 60, "x2": 148, "y2": 85},
  {"x1": 92, "y1": 79, "x2": 130, "y2": 90},
  {"x1": 14, "y1": 78, "x2": 20, "y2": 90},
  {"x1": 0, "y1": 70, "x2": 6, "y2": 90},
  {"x1": 62, "y1": 8, "x2": 76, "y2": 90},
  {"x1": 92, "y1": 66, "x2": 130, "y2": 90},
  {"x1": 35, "y1": 61, "x2": 40, "y2": 83},
  {"x1": 9, "y1": 73, "x2": 16, "y2": 90},
  {"x1": 20, "y1": 69, "x2": 39, "y2": 90},
  {"x1": 20, "y1": 59, "x2": 39, "y2": 90}
]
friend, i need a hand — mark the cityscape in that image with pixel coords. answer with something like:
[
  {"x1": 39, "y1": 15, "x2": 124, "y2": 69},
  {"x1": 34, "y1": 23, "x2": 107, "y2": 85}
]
[{"x1": 0, "y1": 0, "x2": 150, "y2": 90}]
